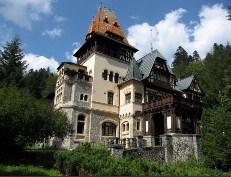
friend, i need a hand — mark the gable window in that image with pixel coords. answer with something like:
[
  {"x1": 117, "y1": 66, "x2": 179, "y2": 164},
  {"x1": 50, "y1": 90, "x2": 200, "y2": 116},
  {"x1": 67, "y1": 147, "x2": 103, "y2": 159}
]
[
  {"x1": 135, "y1": 93, "x2": 142, "y2": 103},
  {"x1": 77, "y1": 115, "x2": 85, "y2": 134},
  {"x1": 102, "y1": 70, "x2": 108, "y2": 80},
  {"x1": 109, "y1": 71, "x2": 113, "y2": 82},
  {"x1": 102, "y1": 122, "x2": 116, "y2": 136},
  {"x1": 108, "y1": 92, "x2": 114, "y2": 105},
  {"x1": 125, "y1": 93, "x2": 131, "y2": 104},
  {"x1": 114, "y1": 73, "x2": 119, "y2": 83}
]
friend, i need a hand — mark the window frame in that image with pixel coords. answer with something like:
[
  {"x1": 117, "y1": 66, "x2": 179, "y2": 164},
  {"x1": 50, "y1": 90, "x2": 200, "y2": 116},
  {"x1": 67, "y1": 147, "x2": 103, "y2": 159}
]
[
  {"x1": 77, "y1": 115, "x2": 85, "y2": 134},
  {"x1": 135, "y1": 92, "x2": 142, "y2": 103},
  {"x1": 102, "y1": 122, "x2": 116, "y2": 136},
  {"x1": 125, "y1": 93, "x2": 131, "y2": 104},
  {"x1": 107, "y1": 92, "x2": 114, "y2": 105}
]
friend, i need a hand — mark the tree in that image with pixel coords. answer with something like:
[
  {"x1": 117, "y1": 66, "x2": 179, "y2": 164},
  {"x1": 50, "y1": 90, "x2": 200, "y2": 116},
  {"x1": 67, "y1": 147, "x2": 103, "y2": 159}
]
[
  {"x1": 24, "y1": 68, "x2": 56, "y2": 99},
  {"x1": 201, "y1": 107, "x2": 231, "y2": 171},
  {"x1": 172, "y1": 46, "x2": 192, "y2": 79},
  {"x1": 0, "y1": 86, "x2": 73, "y2": 152},
  {"x1": 192, "y1": 50, "x2": 201, "y2": 61},
  {"x1": 0, "y1": 36, "x2": 27, "y2": 87}
]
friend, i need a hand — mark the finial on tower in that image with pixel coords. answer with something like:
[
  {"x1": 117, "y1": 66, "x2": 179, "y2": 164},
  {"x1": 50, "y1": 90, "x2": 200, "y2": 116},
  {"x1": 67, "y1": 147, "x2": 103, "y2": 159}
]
[{"x1": 100, "y1": 0, "x2": 103, "y2": 6}]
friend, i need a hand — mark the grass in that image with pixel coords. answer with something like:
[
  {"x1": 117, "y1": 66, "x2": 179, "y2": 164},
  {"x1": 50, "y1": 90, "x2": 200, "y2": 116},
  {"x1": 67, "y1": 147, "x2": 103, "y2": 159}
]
[
  {"x1": 0, "y1": 165, "x2": 61, "y2": 176},
  {"x1": 0, "y1": 149, "x2": 62, "y2": 176}
]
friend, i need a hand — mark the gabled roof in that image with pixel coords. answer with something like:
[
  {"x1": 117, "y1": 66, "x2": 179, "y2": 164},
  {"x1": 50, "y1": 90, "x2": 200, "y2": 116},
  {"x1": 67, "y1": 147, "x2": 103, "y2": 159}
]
[
  {"x1": 137, "y1": 50, "x2": 169, "y2": 79},
  {"x1": 176, "y1": 75, "x2": 194, "y2": 91},
  {"x1": 124, "y1": 58, "x2": 143, "y2": 82},
  {"x1": 87, "y1": 6, "x2": 128, "y2": 44}
]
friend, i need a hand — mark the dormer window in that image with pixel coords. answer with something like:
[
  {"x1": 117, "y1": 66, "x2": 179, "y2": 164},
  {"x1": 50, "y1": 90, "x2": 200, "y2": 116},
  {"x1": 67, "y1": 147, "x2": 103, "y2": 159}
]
[
  {"x1": 104, "y1": 16, "x2": 109, "y2": 23},
  {"x1": 113, "y1": 22, "x2": 118, "y2": 27}
]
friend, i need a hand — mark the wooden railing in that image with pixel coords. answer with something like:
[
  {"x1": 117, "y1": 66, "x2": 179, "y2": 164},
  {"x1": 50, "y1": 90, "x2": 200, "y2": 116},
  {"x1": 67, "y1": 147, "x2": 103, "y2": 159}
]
[{"x1": 143, "y1": 96, "x2": 174, "y2": 111}]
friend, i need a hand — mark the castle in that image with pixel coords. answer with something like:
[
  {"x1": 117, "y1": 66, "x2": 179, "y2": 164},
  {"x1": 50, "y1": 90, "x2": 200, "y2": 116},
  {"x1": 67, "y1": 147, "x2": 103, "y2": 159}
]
[{"x1": 51, "y1": 5, "x2": 204, "y2": 155}]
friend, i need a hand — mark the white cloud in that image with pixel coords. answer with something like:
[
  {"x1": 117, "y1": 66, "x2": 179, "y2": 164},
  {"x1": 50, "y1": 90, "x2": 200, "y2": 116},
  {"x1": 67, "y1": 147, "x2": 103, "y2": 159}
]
[
  {"x1": 54, "y1": 15, "x2": 67, "y2": 22},
  {"x1": 129, "y1": 16, "x2": 139, "y2": 20},
  {"x1": 42, "y1": 28, "x2": 63, "y2": 38},
  {"x1": 66, "y1": 48, "x2": 79, "y2": 63},
  {"x1": 0, "y1": 0, "x2": 53, "y2": 29},
  {"x1": 65, "y1": 42, "x2": 80, "y2": 63},
  {"x1": 127, "y1": 4, "x2": 231, "y2": 64},
  {"x1": 23, "y1": 53, "x2": 59, "y2": 73}
]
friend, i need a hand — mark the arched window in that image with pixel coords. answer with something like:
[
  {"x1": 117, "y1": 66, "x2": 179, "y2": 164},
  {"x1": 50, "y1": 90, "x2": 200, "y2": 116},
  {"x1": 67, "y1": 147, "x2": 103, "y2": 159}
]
[
  {"x1": 109, "y1": 71, "x2": 113, "y2": 82},
  {"x1": 102, "y1": 70, "x2": 108, "y2": 80},
  {"x1": 77, "y1": 115, "x2": 85, "y2": 134},
  {"x1": 102, "y1": 122, "x2": 116, "y2": 136},
  {"x1": 122, "y1": 121, "x2": 129, "y2": 132},
  {"x1": 114, "y1": 73, "x2": 119, "y2": 83}
]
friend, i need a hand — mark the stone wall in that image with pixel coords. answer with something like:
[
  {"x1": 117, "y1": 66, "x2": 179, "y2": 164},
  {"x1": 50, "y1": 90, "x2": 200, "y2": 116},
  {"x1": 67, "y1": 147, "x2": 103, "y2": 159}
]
[
  {"x1": 90, "y1": 110, "x2": 120, "y2": 145},
  {"x1": 109, "y1": 134, "x2": 202, "y2": 164},
  {"x1": 161, "y1": 134, "x2": 201, "y2": 163},
  {"x1": 124, "y1": 147, "x2": 165, "y2": 162}
]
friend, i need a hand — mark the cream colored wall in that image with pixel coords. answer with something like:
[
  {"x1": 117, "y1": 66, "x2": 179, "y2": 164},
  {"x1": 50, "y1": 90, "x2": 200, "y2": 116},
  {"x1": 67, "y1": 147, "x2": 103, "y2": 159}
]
[
  {"x1": 119, "y1": 80, "x2": 144, "y2": 116},
  {"x1": 83, "y1": 53, "x2": 129, "y2": 114},
  {"x1": 119, "y1": 80, "x2": 144, "y2": 138}
]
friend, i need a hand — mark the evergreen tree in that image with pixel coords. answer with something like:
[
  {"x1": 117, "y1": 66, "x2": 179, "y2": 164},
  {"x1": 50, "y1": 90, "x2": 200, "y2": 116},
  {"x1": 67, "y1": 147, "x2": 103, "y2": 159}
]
[
  {"x1": 0, "y1": 36, "x2": 27, "y2": 87},
  {"x1": 172, "y1": 46, "x2": 191, "y2": 79},
  {"x1": 192, "y1": 50, "x2": 201, "y2": 61},
  {"x1": 24, "y1": 68, "x2": 56, "y2": 99}
]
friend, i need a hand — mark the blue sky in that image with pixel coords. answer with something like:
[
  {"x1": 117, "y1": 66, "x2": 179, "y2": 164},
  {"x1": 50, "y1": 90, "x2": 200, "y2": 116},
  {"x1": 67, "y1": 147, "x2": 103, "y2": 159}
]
[{"x1": 0, "y1": 0, "x2": 231, "y2": 72}]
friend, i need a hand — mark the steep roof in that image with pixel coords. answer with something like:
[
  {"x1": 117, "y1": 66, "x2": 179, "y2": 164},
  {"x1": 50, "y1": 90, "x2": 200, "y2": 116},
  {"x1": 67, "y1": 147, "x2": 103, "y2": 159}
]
[
  {"x1": 124, "y1": 58, "x2": 143, "y2": 82},
  {"x1": 176, "y1": 75, "x2": 194, "y2": 91},
  {"x1": 87, "y1": 6, "x2": 128, "y2": 44},
  {"x1": 137, "y1": 50, "x2": 169, "y2": 79}
]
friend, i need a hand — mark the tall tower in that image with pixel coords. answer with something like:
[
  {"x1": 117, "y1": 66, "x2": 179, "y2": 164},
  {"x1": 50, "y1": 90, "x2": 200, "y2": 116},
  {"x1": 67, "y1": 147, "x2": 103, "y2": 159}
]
[{"x1": 53, "y1": 5, "x2": 138, "y2": 149}]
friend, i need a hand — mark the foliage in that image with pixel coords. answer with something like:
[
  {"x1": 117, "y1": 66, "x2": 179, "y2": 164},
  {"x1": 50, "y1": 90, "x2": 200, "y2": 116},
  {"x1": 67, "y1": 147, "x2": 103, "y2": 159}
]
[
  {"x1": 0, "y1": 86, "x2": 73, "y2": 151},
  {"x1": 0, "y1": 36, "x2": 27, "y2": 88},
  {"x1": 54, "y1": 144, "x2": 227, "y2": 176},
  {"x1": 23, "y1": 68, "x2": 56, "y2": 99},
  {"x1": 201, "y1": 107, "x2": 231, "y2": 171},
  {"x1": 172, "y1": 46, "x2": 199, "y2": 79},
  {"x1": 0, "y1": 165, "x2": 61, "y2": 176}
]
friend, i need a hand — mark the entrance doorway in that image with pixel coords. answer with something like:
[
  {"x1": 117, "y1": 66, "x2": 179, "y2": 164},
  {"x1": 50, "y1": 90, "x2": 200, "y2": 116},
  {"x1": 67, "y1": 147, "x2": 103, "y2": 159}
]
[{"x1": 153, "y1": 113, "x2": 164, "y2": 146}]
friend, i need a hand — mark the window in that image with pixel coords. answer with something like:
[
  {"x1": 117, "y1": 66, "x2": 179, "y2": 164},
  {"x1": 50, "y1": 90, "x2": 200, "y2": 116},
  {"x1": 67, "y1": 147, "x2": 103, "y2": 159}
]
[
  {"x1": 108, "y1": 92, "x2": 114, "y2": 105},
  {"x1": 122, "y1": 122, "x2": 129, "y2": 132},
  {"x1": 80, "y1": 94, "x2": 84, "y2": 100},
  {"x1": 109, "y1": 71, "x2": 113, "y2": 82},
  {"x1": 102, "y1": 122, "x2": 116, "y2": 136},
  {"x1": 114, "y1": 73, "x2": 119, "y2": 83},
  {"x1": 125, "y1": 93, "x2": 131, "y2": 104},
  {"x1": 102, "y1": 70, "x2": 108, "y2": 80},
  {"x1": 137, "y1": 119, "x2": 140, "y2": 130},
  {"x1": 135, "y1": 93, "x2": 142, "y2": 103},
  {"x1": 80, "y1": 94, "x2": 88, "y2": 102},
  {"x1": 77, "y1": 115, "x2": 85, "y2": 134},
  {"x1": 84, "y1": 95, "x2": 88, "y2": 101}
]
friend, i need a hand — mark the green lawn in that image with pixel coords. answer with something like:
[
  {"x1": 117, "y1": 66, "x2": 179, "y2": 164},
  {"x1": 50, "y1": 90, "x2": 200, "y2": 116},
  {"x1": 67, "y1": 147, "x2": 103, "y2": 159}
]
[{"x1": 0, "y1": 149, "x2": 61, "y2": 176}]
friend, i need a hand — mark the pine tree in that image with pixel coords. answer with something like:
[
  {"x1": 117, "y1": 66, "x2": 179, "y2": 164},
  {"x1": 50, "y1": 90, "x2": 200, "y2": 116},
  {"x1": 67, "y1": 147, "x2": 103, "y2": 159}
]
[
  {"x1": 172, "y1": 46, "x2": 191, "y2": 79},
  {"x1": 0, "y1": 36, "x2": 27, "y2": 87},
  {"x1": 192, "y1": 50, "x2": 201, "y2": 61}
]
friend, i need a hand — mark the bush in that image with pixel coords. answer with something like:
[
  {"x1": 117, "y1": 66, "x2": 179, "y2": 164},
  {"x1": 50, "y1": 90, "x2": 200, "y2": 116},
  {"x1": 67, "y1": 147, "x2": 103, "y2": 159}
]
[{"x1": 54, "y1": 144, "x2": 229, "y2": 176}]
